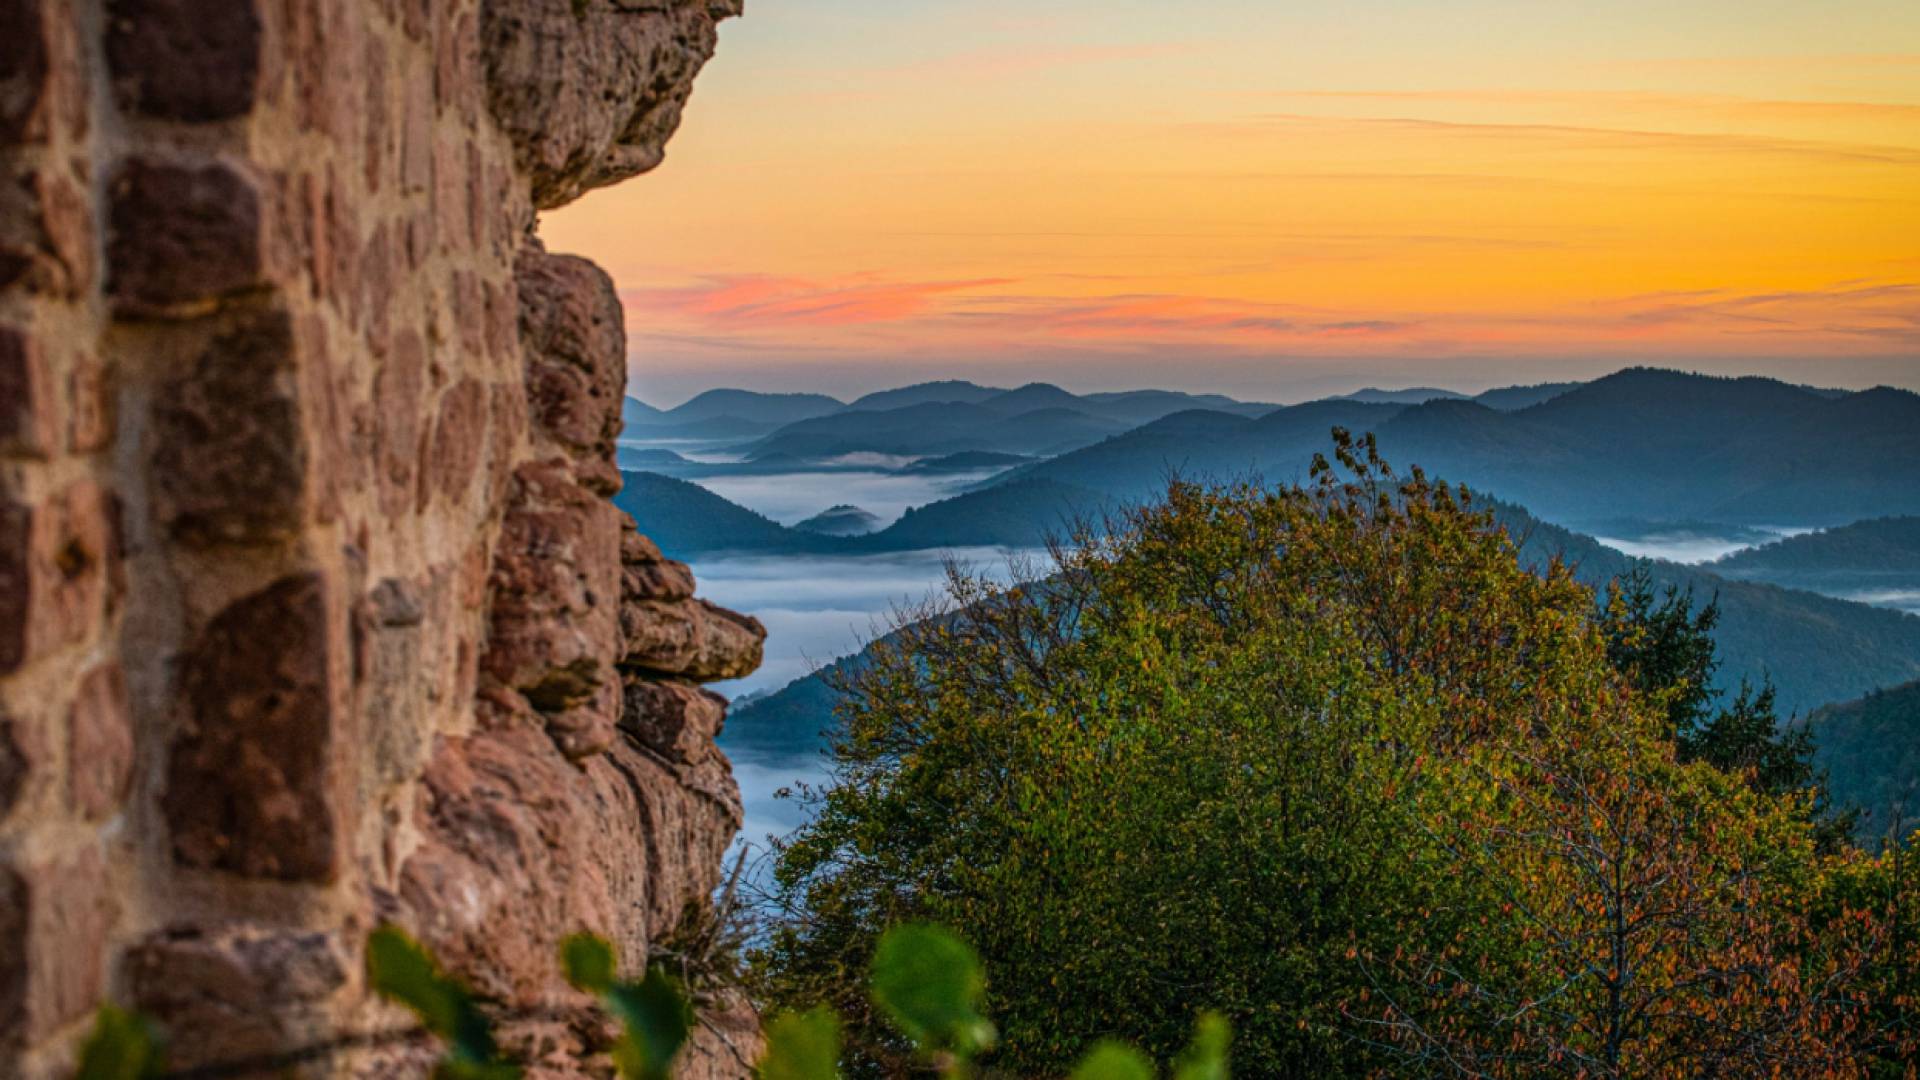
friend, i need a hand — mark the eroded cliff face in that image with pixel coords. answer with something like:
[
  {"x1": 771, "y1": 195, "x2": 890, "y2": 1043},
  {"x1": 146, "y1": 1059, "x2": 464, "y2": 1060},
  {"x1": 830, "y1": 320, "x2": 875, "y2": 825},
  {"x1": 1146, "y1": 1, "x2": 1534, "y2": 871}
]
[{"x1": 0, "y1": 1, "x2": 759, "y2": 1075}]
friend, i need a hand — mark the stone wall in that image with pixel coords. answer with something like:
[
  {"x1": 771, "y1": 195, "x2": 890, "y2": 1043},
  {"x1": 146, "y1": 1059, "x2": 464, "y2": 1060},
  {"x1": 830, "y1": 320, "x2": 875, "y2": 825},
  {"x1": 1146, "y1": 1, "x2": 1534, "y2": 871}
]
[{"x1": 0, "y1": 1, "x2": 760, "y2": 1075}]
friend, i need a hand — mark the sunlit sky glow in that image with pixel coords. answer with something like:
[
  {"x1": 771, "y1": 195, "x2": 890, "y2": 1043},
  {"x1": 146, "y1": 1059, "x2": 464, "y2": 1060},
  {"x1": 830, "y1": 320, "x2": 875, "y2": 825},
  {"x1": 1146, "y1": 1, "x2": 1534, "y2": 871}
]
[{"x1": 542, "y1": 1, "x2": 1920, "y2": 405}]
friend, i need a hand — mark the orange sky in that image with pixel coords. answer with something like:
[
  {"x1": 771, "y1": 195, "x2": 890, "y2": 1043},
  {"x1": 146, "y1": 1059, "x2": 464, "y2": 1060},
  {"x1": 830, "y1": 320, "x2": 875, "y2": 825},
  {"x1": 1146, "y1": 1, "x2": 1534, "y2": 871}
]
[{"x1": 543, "y1": 2, "x2": 1920, "y2": 404}]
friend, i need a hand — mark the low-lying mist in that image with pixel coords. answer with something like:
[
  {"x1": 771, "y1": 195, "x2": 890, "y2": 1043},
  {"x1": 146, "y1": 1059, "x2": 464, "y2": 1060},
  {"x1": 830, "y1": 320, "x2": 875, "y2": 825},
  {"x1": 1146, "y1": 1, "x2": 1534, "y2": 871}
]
[
  {"x1": 686, "y1": 468, "x2": 1001, "y2": 528},
  {"x1": 692, "y1": 546, "x2": 1045, "y2": 858}
]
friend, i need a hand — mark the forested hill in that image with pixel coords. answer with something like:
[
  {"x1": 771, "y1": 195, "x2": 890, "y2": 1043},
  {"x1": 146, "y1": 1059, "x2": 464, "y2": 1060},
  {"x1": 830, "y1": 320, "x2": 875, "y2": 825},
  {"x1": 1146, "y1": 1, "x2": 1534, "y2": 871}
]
[
  {"x1": 992, "y1": 369, "x2": 1920, "y2": 526},
  {"x1": 1809, "y1": 680, "x2": 1920, "y2": 839},
  {"x1": 1710, "y1": 517, "x2": 1920, "y2": 596},
  {"x1": 615, "y1": 471, "x2": 1107, "y2": 557},
  {"x1": 1491, "y1": 500, "x2": 1920, "y2": 717}
]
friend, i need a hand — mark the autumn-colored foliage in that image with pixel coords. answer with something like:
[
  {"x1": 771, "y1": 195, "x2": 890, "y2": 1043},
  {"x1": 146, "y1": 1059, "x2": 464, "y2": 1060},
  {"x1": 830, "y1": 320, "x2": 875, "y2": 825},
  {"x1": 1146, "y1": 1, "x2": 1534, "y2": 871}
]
[{"x1": 754, "y1": 431, "x2": 1918, "y2": 1076}]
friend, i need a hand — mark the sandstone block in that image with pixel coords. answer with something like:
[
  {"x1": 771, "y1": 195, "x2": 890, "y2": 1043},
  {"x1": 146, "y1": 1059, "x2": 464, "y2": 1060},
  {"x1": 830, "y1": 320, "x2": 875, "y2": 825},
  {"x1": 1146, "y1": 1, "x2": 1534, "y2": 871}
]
[
  {"x1": 375, "y1": 328, "x2": 426, "y2": 517},
  {"x1": 104, "y1": 0, "x2": 261, "y2": 121},
  {"x1": 0, "y1": 480, "x2": 117, "y2": 675},
  {"x1": 166, "y1": 573, "x2": 340, "y2": 881},
  {"x1": 621, "y1": 598, "x2": 764, "y2": 683},
  {"x1": 424, "y1": 377, "x2": 490, "y2": 506},
  {"x1": 126, "y1": 927, "x2": 348, "y2": 1072},
  {"x1": 0, "y1": 0, "x2": 52, "y2": 142},
  {"x1": 620, "y1": 677, "x2": 726, "y2": 764},
  {"x1": 108, "y1": 157, "x2": 264, "y2": 314},
  {"x1": 398, "y1": 719, "x2": 738, "y2": 1006},
  {"x1": 68, "y1": 661, "x2": 132, "y2": 821},
  {"x1": 0, "y1": 0, "x2": 84, "y2": 143},
  {"x1": 150, "y1": 308, "x2": 307, "y2": 545},
  {"x1": 0, "y1": 848, "x2": 117, "y2": 1047},
  {"x1": 0, "y1": 710, "x2": 39, "y2": 820},
  {"x1": 622, "y1": 524, "x2": 696, "y2": 603},
  {"x1": 543, "y1": 678, "x2": 620, "y2": 762},
  {"x1": 0, "y1": 325, "x2": 54, "y2": 457},
  {"x1": 66, "y1": 352, "x2": 111, "y2": 453},
  {"x1": 0, "y1": 167, "x2": 94, "y2": 298},
  {"x1": 400, "y1": 69, "x2": 432, "y2": 196},
  {"x1": 516, "y1": 249, "x2": 625, "y2": 465},
  {"x1": 482, "y1": 461, "x2": 622, "y2": 719}
]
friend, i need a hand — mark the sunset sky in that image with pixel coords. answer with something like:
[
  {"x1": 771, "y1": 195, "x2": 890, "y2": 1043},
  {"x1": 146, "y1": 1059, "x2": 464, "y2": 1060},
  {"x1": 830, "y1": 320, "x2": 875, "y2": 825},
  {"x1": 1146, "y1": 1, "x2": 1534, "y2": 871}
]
[{"x1": 542, "y1": 1, "x2": 1920, "y2": 405}]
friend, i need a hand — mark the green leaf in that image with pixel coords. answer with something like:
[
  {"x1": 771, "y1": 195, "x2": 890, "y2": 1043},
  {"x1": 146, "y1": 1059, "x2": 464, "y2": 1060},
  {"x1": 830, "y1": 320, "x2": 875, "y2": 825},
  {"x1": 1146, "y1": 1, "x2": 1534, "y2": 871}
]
[
  {"x1": 74, "y1": 1006, "x2": 164, "y2": 1080},
  {"x1": 560, "y1": 933, "x2": 619, "y2": 994},
  {"x1": 757, "y1": 1006, "x2": 842, "y2": 1080},
  {"x1": 366, "y1": 925, "x2": 514, "y2": 1075},
  {"x1": 604, "y1": 967, "x2": 692, "y2": 1080},
  {"x1": 869, "y1": 923, "x2": 997, "y2": 1057},
  {"x1": 1171, "y1": 1013, "x2": 1230, "y2": 1080},
  {"x1": 1070, "y1": 1042, "x2": 1156, "y2": 1080}
]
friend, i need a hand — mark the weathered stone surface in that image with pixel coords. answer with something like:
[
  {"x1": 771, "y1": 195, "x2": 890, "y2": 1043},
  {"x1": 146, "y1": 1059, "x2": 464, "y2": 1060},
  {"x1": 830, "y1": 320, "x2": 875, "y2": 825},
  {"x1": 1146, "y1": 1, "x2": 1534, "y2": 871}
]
[
  {"x1": 0, "y1": 849, "x2": 116, "y2": 1047},
  {"x1": 104, "y1": 0, "x2": 262, "y2": 121},
  {"x1": 68, "y1": 662, "x2": 132, "y2": 821},
  {"x1": 623, "y1": 523, "x2": 696, "y2": 603},
  {"x1": 621, "y1": 678, "x2": 725, "y2": 763},
  {"x1": 0, "y1": 480, "x2": 116, "y2": 675},
  {"x1": 399, "y1": 718, "x2": 643, "y2": 1004},
  {"x1": 166, "y1": 573, "x2": 339, "y2": 881},
  {"x1": 518, "y1": 248, "x2": 625, "y2": 463},
  {"x1": 0, "y1": 711, "x2": 36, "y2": 820},
  {"x1": 126, "y1": 927, "x2": 349, "y2": 1071},
  {"x1": 0, "y1": 326, "x2": 54, "y2": 457},
  {"x1": 483, "y1": 461, "x2": 622, "y2": 716},
  {"x1": 425, "y1": 377, "x2": 491, "y2": 505},
  {"x1": 400, "y1": 713, "x2": 741, "y2": 1006},
  {"x1": 375, "y1": 328, "x2": 427, "y2": 516},
  {"x1": 1, "y1": 0, "x2": 756, "y2": 1074},
  {"x1": 150, "y1": 308, "x2": 306, "y2": 545},
  {"x1": 0, "y1": 0, "x2": 52, "y2": 143},
  {"x1": 66, "y1": 352, "x2": 110, "y2": 453},
  {"x1": 0, "y1": 865, "x2": 19, "y2": 1040},
  {"x1": 481, "y1": 0, "x2": 742, "y2": 209},
  {"x1": 0, "y1": 168, "x2": 93, "y2": 298},
  {"x1": 108, "y1": 157, "x2": 264, "y2": 313},
  {"x1": 0, "y1": 0, "x2": 83, "y2": 144},
  {"x1": 623, "y1": 598, "x2": 765, "y2": 683}
]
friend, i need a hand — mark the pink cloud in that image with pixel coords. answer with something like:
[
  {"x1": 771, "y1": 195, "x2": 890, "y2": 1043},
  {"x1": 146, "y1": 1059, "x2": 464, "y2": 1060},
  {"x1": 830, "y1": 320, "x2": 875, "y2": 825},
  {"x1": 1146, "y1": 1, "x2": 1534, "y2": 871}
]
[{"x1": 619, "y1": 271, "x2": 1920, "y2": 364}]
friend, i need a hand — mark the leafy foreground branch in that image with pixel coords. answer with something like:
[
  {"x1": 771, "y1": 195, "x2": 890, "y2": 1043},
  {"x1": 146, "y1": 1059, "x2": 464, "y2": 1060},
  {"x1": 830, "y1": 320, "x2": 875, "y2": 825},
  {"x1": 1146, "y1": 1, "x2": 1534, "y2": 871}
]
[{"x1": 70, "y1": 922, "x2": 1226, "y2": 1079}]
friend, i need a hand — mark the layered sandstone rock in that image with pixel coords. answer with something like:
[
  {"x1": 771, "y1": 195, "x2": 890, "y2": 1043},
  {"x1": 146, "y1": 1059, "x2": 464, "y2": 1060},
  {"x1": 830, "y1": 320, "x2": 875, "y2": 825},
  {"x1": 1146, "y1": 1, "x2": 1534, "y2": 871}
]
[{"x1": 0, "y1": 1, "x2": 758, "y2": 1075}]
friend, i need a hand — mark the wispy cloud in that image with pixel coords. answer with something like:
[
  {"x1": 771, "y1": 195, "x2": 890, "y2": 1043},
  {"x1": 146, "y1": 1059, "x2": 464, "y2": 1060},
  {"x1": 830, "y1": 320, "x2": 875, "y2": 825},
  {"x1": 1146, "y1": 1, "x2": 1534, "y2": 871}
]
[
  {"x1": 863, "y1": 39, "x2": 1205, "y2": 81},
  {"x1": 1262, "y1": 89, "x2": 1920, "y2": 127},
  {"x1": 622, "y1": 271, "x2": 1920, "y2": 363},
  {"x1": 1238, "y1": 113, "x2": 1920, "y2": 166},
  {"x1": 1591, "y1": 282, "x2": 1920, "y2": 342},
  {"x1": 622, "y1": 275, "x2": 1013, "y2": 328}
]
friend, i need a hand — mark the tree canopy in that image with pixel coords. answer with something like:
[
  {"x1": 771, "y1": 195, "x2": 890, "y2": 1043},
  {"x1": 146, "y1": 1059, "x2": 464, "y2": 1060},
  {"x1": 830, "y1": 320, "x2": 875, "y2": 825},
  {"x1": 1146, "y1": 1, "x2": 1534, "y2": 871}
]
[{"x1": 753, "y1": 432, "x2": 1915, "y2": 1077}]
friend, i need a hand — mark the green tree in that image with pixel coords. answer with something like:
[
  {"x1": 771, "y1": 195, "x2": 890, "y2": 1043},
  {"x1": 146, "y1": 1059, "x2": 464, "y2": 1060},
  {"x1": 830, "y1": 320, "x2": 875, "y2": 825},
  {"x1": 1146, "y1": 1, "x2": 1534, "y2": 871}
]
[
  {"x1": 753, "y1": 433, "x2": 1902, "y2": 1077},
  {"x1": 1598, "y1": 565, "x2": 1856, "y2": 845},
  {"x1": 739, "y1": 437, "x2": 1493, "y2": 1071}
]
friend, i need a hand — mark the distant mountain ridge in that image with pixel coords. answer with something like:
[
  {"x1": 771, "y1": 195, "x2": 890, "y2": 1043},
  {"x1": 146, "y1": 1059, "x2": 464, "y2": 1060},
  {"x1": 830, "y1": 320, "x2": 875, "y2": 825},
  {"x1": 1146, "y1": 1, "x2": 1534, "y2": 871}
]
[
  {"x1": 991, "y1": 369, "x2": 1920, "y2": 527},
  {"x1": 1714, "y1": 517, "x2": 1920, "y2": 578},
  {"x1": 1335, "y1": 387, "x2": 1469, "y2": 405},
  {"x1": 1709, "y1": 517, "x2": 1920, "y2": 609},
  {"x1": 616, "y1": 470, "x2": 1105, "y2": 557}
]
